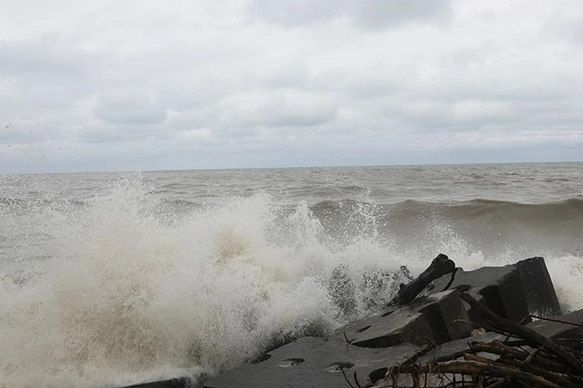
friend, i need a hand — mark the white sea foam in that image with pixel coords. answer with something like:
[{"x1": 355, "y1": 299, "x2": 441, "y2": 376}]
[{"x1": 0, "y1": 177, "x2": 581, "y2": 388}]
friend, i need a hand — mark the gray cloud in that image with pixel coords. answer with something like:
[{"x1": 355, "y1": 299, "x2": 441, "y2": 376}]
[
  {"x1": 0, "y1": 35, "x2": 94, "y2": 110},
  {"x1": 0, "y1": 36, "x2": 87, "y2": 76},
  {"x1": 94, "y1": 90, "x2": 168, "y2": 125},
  {"x1": 1, "y1": 0, "x2": 582, "y2": 173},
  {"x1": 248, "y1": 0, "x2": 452, "y2": 29},
  {"x1": 216, "y1": 89, "x2": 339, "y2": 129}
]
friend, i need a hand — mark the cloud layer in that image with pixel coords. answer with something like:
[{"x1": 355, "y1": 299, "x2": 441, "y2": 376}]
[{"x1": 1, "y1": 0, "x2": 582, "y2": 173}]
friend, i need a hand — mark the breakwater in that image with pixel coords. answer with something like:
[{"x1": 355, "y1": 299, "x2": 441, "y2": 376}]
[{"x1": 122, "y1": 255, "x2": 583, "y2": 388}]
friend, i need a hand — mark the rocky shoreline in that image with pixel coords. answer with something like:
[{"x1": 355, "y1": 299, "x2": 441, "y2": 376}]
[{"x1": 120, "y1": 256, "x2": 583, "y2": 388}]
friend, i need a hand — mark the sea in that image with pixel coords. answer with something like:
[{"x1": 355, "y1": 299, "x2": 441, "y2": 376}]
[{"x1": 1, "y1": 162, "x2": 582, "y2": 387}]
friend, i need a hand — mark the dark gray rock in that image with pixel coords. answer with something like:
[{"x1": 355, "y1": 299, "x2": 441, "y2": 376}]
[
  {"x1": 430, "y1": 257, "x2": 560, "y2": 325},
  {"x1": 119, "y1": 377, "x2": 191, "y2": 388},
  {"x1": 330, "y1": 289, "x2": 471, "y2": 348},
  {"x1": 527, "y1": 309, "x2": 583, "y2": 349},
  {"x1": 418, "y1": 331, "x2": 505, "y2": 364},
  {"x1": 430, "y1": 265, "x2": 529, "y2": 324},
  {"x1": 515, "y1": 257, "x2": 562, "y2": 317},
  {"x1": 203, "y1": 336, "x2": 419, "y2": 388},
  {"x1": 330, "y1": 307, "x2": 431, "y2": 348},
  {"x1": 411, "y1": 289, "x2": 472, "y2": 343}
]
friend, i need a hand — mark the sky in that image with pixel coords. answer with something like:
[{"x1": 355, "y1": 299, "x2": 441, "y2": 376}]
[{"x1": 1, "y1": 0, "x2": 582, "y2": 173}]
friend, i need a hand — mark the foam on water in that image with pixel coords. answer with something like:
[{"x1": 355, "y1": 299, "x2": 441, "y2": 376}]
[{"x1": 1, "y1": 176, "x2": 582, "y2": 388}]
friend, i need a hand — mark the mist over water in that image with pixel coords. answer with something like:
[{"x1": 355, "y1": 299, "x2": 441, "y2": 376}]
[{"x1": 1, "y1": 163, "x2": 582, "y2": 387}]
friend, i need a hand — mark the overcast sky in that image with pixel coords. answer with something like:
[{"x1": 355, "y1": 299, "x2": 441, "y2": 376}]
[{"x1": 1, "y1": 0, "x2": 582, "y2": 173}]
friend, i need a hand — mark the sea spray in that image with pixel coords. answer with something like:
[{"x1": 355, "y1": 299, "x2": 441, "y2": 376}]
[
  {"x1": 0, "y1": 178, "x2": 407, "y2": 387},
  {"x1": 1, "y1": 170, "x2": 582, "y2": 388}
]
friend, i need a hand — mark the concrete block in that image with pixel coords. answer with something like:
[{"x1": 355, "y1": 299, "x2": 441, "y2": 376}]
[
  {"x1": 119, "y1": 377, "x2": 191, "y2": 388},
  {"x1": 515, "y1": 257, "x2": 562, "y2": 317},
  {"x1": 411, "y1": 289, "x2": 472, "y2": 343},
  {"x1": 332, "y1": 307, "x2": 433, "y2": 348},
  {"x1": 527, "y1": 309, "x2": 583, "y2": 348},
  {"x1": 203, "y1": 336, "x2": 419, "y2": 388},
  {"x1": 330, "y1": 289, "x2": 471, "y2": 348},
  {"x1": 431, "y1": 265, "x2": 529, "y2": 324},
  {"x1": 418, "y1": 331, "x2": 505, "y2": 364}
]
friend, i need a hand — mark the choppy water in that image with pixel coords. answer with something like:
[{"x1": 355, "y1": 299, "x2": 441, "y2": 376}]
[{"x1": 1, "y1": 163, "x2": 582, "y2": 387}]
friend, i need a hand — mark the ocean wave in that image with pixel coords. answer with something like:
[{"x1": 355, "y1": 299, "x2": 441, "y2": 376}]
[
  {"x1": 390, "y1": 196, "x2": 583, "y2": 224},
  {"x1": 0, "y1": 197, "x2": 87, "y2": 210},
  {"x1": 309, "y1": 196, "x2": 583, "y2": 227},
  {"x1": 0, "y1": 185, "x2": 415, "y2": 387},
  {"x1": 1, "y1": 181, "x2": 582, "y2": 388}
]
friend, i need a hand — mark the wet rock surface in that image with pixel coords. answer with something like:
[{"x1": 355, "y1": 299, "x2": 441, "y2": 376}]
[
  {"x1": 204, "y1": 337, "x2": 418, "y2": 388},
  {"x1": 515, "y1": 256, "x2": 562, "y2": 316},
  {"x1": 120, "y1": 377, "x2": 191, "y2": 388},
  {"x1": 330, "y1": 289, "x2": 471, "y2": 348},
  {"x1": 430, "y1": 265, "x2": 529, "y2": 324},
  {"x1": 417, "y1": 331, "x2": 505, "y2": 364},
  {"x1": 330, "y1": 307, "x2": 432, "y2": 348},
  {"x1": 527, "y1": 309, "x2": 583, "y2": 348},
  {"x1": 118, "y1": 256, "x2": 573, "y2": 388}
]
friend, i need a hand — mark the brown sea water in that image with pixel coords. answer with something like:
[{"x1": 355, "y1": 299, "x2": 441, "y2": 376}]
[{"x1": 1, "y1": 162, "x2": 582, "y2": 387}]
